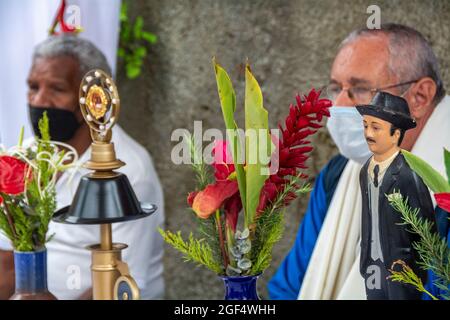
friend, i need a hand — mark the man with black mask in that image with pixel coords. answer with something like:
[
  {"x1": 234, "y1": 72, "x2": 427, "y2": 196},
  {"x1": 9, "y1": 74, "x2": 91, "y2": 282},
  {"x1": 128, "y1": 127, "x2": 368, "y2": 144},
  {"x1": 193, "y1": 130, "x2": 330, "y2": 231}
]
[
  {"x1": 0, "y1": 35, "x2": 165, "y2": 300},
  {"x1": 27, "y1": 44, "x2": 89, "y2": 150}
]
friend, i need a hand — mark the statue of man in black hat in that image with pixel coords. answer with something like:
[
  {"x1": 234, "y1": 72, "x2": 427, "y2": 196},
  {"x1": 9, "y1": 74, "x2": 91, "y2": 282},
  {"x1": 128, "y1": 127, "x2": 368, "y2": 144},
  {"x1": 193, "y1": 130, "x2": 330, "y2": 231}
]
[{"x1": 356, "y1": 91, "x2": 436, "y2": 300}]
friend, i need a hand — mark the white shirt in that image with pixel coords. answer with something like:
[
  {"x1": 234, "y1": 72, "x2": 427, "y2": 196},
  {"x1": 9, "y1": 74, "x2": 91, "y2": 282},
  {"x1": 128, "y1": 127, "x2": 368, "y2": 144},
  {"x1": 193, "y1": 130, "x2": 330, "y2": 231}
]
[
  {"x1": 0, "y1": 125, "x2": 165, "y2": 300},
  {"x1": 368, "y1": 150, "x2": 400, "y2": 184}
]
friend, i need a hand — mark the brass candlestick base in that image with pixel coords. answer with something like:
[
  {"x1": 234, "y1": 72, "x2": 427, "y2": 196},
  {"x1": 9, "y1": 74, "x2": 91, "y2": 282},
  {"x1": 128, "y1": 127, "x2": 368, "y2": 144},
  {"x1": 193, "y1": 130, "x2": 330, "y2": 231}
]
[{"x1": 87, "y1": 224, "x2": 139, "y2": 300}]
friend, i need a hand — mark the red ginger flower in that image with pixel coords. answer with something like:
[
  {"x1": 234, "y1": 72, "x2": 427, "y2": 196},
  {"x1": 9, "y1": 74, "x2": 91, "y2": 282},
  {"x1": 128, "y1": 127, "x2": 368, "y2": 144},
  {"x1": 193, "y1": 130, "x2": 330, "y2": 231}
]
[
  {"x1": 434, "y1": 193, "x2": 450, "y2": 213},
  {"x1": 257, "y1": 89, "x2": 331, "y2": 212},
  {"x1": 0, "y1": 156, "x2": 30, "y2": 204}
]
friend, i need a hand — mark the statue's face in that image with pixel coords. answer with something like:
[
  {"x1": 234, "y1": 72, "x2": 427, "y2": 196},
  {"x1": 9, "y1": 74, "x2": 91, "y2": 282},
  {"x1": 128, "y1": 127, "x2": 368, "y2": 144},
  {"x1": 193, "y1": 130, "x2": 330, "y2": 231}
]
[
  {"x1": 363, "y1": 115, "x2": 400, "y2": 156},
  {"x1": 27, "y1": 56, "x2": 83, "y2": 122}
]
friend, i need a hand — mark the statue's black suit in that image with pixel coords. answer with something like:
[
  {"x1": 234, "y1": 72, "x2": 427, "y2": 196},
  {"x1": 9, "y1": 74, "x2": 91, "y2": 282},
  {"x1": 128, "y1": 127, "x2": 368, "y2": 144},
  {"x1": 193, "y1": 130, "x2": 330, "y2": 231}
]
[{"x1": 359, "y1": 152, "x2": 436, "y2": 299}]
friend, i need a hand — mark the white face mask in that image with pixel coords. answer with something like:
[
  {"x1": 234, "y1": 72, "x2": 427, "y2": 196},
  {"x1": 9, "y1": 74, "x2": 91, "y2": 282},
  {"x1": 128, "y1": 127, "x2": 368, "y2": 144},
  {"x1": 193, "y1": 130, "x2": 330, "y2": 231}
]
[{"x1": 326, "y1": 106, "x2": 372, "y2": 165}]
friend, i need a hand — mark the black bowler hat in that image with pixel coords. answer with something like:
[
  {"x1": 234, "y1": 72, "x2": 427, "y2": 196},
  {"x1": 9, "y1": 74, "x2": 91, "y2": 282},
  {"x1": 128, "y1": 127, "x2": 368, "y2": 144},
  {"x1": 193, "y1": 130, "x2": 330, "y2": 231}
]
[{"x1": 356, "y1": 91, "x2": 416, "y2": 130}]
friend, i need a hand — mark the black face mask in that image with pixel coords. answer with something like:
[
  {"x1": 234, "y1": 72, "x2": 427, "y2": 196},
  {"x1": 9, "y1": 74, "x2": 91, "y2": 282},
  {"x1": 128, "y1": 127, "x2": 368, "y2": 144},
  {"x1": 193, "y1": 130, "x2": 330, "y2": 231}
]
[{"x1": 29, "y1": 105, "x2": 81, "y2": 142}]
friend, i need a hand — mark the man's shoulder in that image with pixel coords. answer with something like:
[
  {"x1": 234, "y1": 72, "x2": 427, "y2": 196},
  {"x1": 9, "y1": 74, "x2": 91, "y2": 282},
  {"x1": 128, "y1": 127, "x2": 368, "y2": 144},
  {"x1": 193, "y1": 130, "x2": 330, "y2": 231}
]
[
  {"x1": 320, "y1": 154, "x2": 349, "y2": 207},
  {"x1": 395, "y1": 152, "x2": 414, "y2": 177},
  {"x1": 113, "y1": 126, "x2": 152, "y2": 165},
  {"x1": 112, "y1": 126, "x2": 157, "y2": 181},
  {"x1": 322, "y1": 154, "x2": 349, "y2": 183}
]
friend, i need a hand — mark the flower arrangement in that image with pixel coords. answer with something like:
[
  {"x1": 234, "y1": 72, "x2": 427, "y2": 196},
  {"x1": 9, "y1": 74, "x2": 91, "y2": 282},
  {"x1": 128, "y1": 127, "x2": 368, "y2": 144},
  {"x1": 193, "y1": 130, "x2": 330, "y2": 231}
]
[
  {"x1": 387, "y1": 149, "x2": 450, "y2": 300},
  {"x1": 0, "y1": 113, "x2": 78, "y2": 252},
  {"x1": 160, "y1": 61, "x2": 331, "y2": 277}
]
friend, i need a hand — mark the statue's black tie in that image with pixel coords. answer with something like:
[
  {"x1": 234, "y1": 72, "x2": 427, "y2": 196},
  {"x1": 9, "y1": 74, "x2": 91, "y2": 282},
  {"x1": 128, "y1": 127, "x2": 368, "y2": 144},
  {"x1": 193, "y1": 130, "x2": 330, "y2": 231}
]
[{"x1": 374, "y1": 164, "x2": 380, "y2": 187}]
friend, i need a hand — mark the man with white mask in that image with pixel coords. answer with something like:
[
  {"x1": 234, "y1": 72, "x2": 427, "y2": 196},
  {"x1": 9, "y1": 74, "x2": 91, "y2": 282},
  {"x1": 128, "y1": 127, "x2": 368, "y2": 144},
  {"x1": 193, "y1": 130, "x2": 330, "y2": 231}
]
[{"x1": 268, "y1": 23, "x2": 449, "y2": 300}]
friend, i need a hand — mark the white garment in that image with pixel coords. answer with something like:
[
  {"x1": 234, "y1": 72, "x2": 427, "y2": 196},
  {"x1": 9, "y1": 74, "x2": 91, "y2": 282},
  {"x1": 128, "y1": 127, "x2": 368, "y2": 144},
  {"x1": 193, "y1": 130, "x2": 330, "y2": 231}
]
[
  {"x1": 0, "y1": 126, "x2": 165, "y2": 300},
  {"x1": 298, "y1": 96, "x2": 450, "y2": 300},
  {"x1": 298, "y1": 161, "x2": 364, "y2": 299},
  {"x1": 0, "y1": 0, "x2": 121, "y2": 147}
]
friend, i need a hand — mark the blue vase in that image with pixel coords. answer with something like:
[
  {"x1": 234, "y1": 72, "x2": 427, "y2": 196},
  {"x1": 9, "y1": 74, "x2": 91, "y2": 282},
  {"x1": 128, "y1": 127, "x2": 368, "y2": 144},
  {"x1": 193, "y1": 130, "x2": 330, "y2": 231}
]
[
  {"x1": 220, "y1": 274, "x2": 261, "y2": 300},
  {"x1": 10, "y1": 249, "x2": 57, "y2": 300}
]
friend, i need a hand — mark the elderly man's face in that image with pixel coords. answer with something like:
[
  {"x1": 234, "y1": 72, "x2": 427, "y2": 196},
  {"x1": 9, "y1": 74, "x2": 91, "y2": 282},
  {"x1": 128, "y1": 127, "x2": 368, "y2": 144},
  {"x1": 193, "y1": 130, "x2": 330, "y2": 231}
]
[
  {"x1": 27, "y1": 56, "x2": 83, "y2": 122},
  {"x1": 329, "y1": 35, "x2": 400, "y2": 106}
]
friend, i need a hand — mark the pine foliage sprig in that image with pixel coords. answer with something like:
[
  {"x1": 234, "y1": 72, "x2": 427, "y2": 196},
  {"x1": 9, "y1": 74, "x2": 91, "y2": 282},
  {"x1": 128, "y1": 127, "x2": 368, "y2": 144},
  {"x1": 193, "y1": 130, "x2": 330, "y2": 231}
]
[
  {"x1": 388, "y1": 259, "x2": 439, "y2": 300},
  {"x1": 186, "y1": 134, "x2": 212, "y2": 190},
  {"x1": 158, "y1": 229, "x2": 223, "y2": 274},
  {"x1": 388, "y1": 192, "x2": 450, "y2": 300},
  {"x1": 250, "y1": 175, "x2": 311, "y2": 274}
]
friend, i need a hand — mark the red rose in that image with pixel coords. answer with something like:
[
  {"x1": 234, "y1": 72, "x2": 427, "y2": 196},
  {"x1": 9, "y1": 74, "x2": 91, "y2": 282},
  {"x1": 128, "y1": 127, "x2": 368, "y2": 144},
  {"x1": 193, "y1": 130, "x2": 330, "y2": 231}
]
[{"x1": 0, "y1": 156, "x2": 30, "y2": 196}]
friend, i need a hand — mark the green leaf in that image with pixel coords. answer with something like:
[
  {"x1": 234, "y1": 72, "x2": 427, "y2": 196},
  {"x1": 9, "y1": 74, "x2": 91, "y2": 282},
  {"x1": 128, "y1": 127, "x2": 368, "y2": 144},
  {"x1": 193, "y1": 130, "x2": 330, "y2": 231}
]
[
  {"x1": 213, "y1": 59, "x2": 247, "y2": 216},
  {"x1": 142, "y1": 31, "x2": 158, "y2": 44},
  {"x1": 444, "y1": 148, "x2": 450, "y2": 185},
  {"x1": 244, "y1": 64, "x2": 270, "y2": 228},
  {"x1": 135, "y1": 46, "x2": 147, "y2": 58},
  {"x1": 126, "y1": 64, "x2": 141, "y2": 79},
  {"x1": 117, "y1": 47, "x2": 126, "y2": 58},
  {"x1": 120, "y1": 24, "x2": 131, "y2": 43},
  {"x1": 402, "y1": 150, "x2": 450, "y2": 193},
  {"x1": 120, "y1": 2, "x2": 128, "y2": 22},
  {"x1": 133, "y1": 16, "x2": 144, "y2": 38}
]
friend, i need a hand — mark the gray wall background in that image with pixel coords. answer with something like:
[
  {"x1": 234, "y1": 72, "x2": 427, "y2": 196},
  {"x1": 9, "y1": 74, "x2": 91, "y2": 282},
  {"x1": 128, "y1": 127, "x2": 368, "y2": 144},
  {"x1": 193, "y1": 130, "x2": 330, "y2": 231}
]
[{"x1": 116, "y1": 0, "x2": 450, "y2": 299}]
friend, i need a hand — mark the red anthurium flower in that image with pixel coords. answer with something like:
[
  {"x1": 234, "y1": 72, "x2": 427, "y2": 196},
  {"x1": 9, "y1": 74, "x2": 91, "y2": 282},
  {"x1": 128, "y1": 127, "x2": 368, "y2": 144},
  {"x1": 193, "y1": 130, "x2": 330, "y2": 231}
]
[
  {"x1": 435, "y1": 193, "x2": 450, "y2": 213},
  {"x1": 189, "y1": 140, "x2": 242, "y2": 225},
  {"x1": 187, "y1": 191, "x2": 198, "y2": 207},
  {"x1": 257, "y1": 89, "x2": 331, "y2": 213},
  {"x1": 223, "y1": 193, "x2": 242, "y2": 232},
  {"x1": 0, "y1": 156, "x2": 30, "y2": 196},
  {"x1": 192, "y1": 181, "x2": 239, "y2": 219}
]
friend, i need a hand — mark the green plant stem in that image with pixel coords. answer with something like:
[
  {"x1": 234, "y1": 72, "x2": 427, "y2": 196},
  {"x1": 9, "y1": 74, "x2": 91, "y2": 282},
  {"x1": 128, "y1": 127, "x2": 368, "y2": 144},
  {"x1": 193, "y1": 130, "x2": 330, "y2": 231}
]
[
  {"x1": 2, "y1": 197, "x2": 17, "y2": 240},
  {"x1": 225, "y1": 224, "x2": 236, "y2": 268},
  {"x1": 215, "y1": 210, "x2": 228, "y2": 269},
  {"x1": 389, "y1": 260, "x2": 439, "y2": 300},
  {"x1": 424, "y1": 289, "x2": 439, "y2": 300}
]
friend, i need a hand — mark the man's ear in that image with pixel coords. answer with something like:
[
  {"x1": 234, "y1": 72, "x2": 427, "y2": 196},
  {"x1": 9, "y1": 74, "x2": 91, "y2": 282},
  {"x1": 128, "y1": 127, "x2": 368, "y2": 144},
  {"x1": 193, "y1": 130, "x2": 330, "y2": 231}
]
[
  {"x1": 394, "y1": 128, "x2": 401, "y2": 146},
  {"x1": 406, "y1": 77, "x2": 437, "y2": 119}
]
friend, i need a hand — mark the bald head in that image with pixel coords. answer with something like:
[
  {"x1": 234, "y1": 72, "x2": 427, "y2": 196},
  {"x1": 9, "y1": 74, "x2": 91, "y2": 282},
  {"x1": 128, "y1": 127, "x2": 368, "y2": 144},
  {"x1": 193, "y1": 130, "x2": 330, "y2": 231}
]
[
  {"x1": 335, "y1": 23, "x2": 445, "y2": 105},
  {"x1": 331, "y1": 35, "x2": 394, "y2": 106}
]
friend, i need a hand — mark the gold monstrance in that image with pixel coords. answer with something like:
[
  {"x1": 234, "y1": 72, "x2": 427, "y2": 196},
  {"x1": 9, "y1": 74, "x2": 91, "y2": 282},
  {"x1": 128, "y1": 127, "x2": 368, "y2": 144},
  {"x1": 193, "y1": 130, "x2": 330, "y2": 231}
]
[{"x1": 53, "y1": 70, "x2": 157, "y2": 300}]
